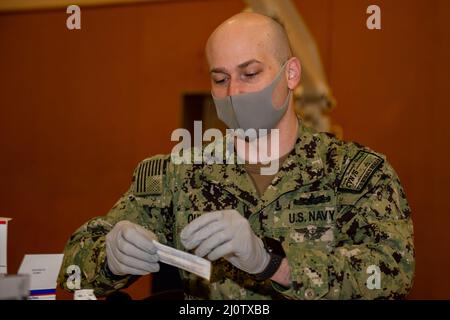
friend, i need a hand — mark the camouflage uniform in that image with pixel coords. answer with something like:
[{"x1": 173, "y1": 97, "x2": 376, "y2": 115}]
[{"x1": 58, "y1": 121, "x2": 415, "y2": 299}]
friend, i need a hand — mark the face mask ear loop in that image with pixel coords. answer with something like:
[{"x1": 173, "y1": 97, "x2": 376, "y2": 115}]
[{"x1": 272, "y1": 61, "x2": 292, "y2": 111}]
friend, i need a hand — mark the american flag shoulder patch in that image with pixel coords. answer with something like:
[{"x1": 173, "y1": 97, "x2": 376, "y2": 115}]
[{"x1": 133, "y1": 155, "x2": 169, "y2": 196}]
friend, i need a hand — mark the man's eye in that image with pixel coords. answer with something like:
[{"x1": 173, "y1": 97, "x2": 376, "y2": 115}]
[
  {"x1": 244, "y1": 72, "x2": 260, "y2": 79},
  {"x1": 213, "y1": 78, "x2": 227, "y2": 85}
]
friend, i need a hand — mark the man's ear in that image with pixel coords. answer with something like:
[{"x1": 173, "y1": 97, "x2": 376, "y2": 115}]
[{"x1": 286, "y1": 57, "x2": 301, "y2": 89}]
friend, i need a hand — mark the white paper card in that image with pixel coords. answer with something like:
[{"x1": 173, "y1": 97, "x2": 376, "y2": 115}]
[
  {"x1": 74, "y1": 289, "x2": 97, "y2": 300},
  {"x1": 18, "y1": 254, "x2": 64, "y2": 300}
]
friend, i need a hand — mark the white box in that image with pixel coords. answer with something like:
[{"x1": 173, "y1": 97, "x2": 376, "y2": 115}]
[
  {"x1": 0, "y1": 217, "x2": 11, "y2": 274},
  {"x1": 18, "y1": 254, "x2": 64, "y2": 300}
]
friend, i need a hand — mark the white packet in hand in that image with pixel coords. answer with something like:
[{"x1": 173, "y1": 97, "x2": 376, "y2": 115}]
[{"x1": 153, "y1": 240, "x2": 211, "y2": 281}]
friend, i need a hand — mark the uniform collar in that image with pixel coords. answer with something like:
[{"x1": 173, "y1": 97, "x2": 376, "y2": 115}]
[
  {"x1": 201, "y1": 118, "x2": 325, "y2": 210},
  {"x1": 261, "y1": 119, "x2": 325, "y2": 205}
]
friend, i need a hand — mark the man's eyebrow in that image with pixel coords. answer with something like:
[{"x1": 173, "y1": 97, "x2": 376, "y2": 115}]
[
  {"x1": 237, "y1": 59, "x2": 262, "y2": 69},
  {"x1": 210, "y1": 67, "x2": 228, "y2": 74},
  {"x1": 210, "y1": 59, "x2": 262, "y2": 74}
]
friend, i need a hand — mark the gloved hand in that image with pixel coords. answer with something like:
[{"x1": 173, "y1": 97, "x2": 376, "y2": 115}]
[
  {"x1": 180, "y1": 210, "x2": 270, "y2": 274},
  {"x1": 105, "y1": 220, "x2": 160, "y2": 276}
]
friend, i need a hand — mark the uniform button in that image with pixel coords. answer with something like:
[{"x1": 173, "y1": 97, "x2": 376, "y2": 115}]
[{"x1": 304, "y1": 288, "x2": 315, "y2": 300}]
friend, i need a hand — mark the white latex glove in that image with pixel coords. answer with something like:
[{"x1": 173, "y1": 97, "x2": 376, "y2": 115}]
[
  {"x1": 180, "y1": 210, "x2": 270, "y2": 274},
  {"x1": 105, "y1": 220, "x2": 160, "y2": 276}
]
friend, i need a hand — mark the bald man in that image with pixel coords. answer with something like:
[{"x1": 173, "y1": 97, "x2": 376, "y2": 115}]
[{"x1": 59, "y1": 13, "x2": 414, "y2": 300}]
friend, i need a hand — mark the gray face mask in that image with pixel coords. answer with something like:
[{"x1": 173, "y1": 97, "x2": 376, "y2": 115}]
[{"x1": 212, "y1": 62, "x2": 292, "y2": 139}]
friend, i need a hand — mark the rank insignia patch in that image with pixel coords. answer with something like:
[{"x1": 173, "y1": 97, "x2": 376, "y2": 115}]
[{"x1": 338, "y1": 151, "x2": 384, "y2": 193}]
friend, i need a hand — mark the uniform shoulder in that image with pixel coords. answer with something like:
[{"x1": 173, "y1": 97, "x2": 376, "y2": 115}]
[
  {"x1": 312, "y1": 131, "x2": 409, "y2": 217},
  {"x1": 315, "y1": 131, "x2": 384, "y2": 159},
  {"x1": 314, "y1": 132, "x2": 387, "y2": 193}
]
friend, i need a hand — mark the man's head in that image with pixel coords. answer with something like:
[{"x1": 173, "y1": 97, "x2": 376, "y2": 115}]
[{"x1": 206, "y1": 12, "x2": 301, "y2": 107}]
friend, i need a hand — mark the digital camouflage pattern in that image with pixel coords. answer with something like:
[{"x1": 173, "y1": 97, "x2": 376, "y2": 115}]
[{"x1": 58, "y1": 120, "x2": 415, "y2": 299}]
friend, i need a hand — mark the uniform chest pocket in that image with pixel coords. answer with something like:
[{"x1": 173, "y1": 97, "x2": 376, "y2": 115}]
[{"x1": 267, "y1": 190, "x2": 337, "y2": 248}]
